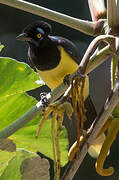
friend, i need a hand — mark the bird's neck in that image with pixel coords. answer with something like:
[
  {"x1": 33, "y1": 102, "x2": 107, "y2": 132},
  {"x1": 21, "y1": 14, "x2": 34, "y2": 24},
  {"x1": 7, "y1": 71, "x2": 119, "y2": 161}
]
[{"x1": 28, "y1": 39, "x2": 61, "y2": 71}]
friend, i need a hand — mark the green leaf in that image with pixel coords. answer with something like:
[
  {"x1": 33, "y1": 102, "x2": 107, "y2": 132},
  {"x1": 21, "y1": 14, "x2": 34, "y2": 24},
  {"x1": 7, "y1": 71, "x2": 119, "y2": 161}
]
[
  {"x1": 0, "y1": 57, "x2": 42, "y2": 100},
  {"x1": 12, "y1": 118, "x2": 68, "y2": 165},
  {"x1": 0, "y1": 150, "x2": 15, "y2": 176},
  {"x1": 0, "y1": 149, "x2": 37, "y2": 180},
  {"x1": 0, "y1": 57, "x2": 42, "y2": 129},
  {"x1": 0, "y1": 57, "x2": 68, "y2": 170},
  {"x1": 111, "y1": 55, "x2": 118, "y2": 89},
  {"x1": 0, "y1": 44, "x2": 4, "y2": 52},
  {"x1": 0, "y1": 93, "x2": 39, "y2": 128}
]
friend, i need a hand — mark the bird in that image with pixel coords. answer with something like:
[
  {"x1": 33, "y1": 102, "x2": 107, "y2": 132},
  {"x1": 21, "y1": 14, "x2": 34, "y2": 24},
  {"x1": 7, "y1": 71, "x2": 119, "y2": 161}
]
[
  {"x1": 16, "y1": 21, "x2": 105, "y2": 158},
  {"x1": 16, "y1": 21, "x2": 92, "y2": 106}
]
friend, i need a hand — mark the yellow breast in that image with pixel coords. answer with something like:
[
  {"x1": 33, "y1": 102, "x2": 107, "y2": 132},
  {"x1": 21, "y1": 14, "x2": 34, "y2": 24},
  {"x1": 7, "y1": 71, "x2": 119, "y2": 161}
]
[{"x1": 37, "y1": 46, "x2": 89, "y2": 99}]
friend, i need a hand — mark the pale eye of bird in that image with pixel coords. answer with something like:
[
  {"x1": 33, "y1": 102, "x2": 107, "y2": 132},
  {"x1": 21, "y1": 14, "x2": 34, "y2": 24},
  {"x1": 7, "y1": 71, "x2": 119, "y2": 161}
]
[{"x1": 37, "y1": 33, "x2": 42, "y2": 39}]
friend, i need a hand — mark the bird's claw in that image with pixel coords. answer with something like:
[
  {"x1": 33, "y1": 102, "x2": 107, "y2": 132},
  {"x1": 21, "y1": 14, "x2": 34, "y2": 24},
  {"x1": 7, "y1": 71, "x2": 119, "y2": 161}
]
[{"x1": 40, "y1": 92, "x2": 49, "y2": 108}]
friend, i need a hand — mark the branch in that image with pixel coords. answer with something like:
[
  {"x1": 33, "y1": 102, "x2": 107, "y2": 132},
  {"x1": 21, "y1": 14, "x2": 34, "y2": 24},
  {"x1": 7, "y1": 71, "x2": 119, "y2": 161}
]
[
  {"x1": 0, "y1": 35, "x2": 113, "y2": 138},
  {"x1": 107, "y1": 0, "x2": 119, "y2": 34},
  {"x1": 74, "y1": 35, "x2": 115, "y2": 76},
  {"x1": 0, "y1": 0, "x2": 104, "y2": 36}
]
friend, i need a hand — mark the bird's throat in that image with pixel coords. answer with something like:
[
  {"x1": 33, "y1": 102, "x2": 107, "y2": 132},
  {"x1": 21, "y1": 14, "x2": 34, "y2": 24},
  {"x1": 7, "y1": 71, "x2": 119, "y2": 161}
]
[{"x1": 28, "y1": 40, "x2": 61, "y2": 71}]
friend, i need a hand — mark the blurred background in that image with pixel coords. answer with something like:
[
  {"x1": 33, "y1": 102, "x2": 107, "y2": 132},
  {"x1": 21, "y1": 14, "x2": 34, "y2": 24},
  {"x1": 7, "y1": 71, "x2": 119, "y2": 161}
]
[{"x1": 0, "y1": 0, "x2": 119, "y2": 179}]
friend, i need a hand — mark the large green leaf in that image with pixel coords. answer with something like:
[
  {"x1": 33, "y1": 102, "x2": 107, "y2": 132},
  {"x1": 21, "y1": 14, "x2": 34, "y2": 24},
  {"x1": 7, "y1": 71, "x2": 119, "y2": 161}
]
[
  {"x1": 0, "y1": 57, "x2": 68, "y2": 177},
  {"x1": 0, "y1": 57, "x2": 43, "y2": 126},
  {"x1": 0, "y1": 57, "x2": 42, "y2": 100},
  {"x1": 0, "y1": 93, "x2": 40, "y2": 127}
]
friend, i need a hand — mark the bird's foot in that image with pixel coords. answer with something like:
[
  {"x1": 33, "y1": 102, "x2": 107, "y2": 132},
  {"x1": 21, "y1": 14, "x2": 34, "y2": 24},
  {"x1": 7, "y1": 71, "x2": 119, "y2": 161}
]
[{"x1": 40, "y1": 92, "x2": 49, "y2": 109}]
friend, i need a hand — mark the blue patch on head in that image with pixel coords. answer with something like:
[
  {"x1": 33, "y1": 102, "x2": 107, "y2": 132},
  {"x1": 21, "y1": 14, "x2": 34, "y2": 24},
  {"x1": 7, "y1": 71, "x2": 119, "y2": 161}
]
[{"x1": 37, "y1": 27, "x2": 45, "y2": 35}]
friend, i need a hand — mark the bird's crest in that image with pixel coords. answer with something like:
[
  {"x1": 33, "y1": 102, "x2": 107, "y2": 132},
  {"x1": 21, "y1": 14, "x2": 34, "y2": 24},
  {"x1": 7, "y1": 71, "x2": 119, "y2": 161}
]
[{"x1": 23, "y1": 21, "x2": 52, "y2": 35}]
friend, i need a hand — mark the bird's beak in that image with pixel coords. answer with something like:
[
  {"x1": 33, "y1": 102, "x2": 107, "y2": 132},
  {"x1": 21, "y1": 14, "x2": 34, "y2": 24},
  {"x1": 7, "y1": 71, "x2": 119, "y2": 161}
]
[{"x1": 16, "y1": 33, "x2": 31, "y2": 41}]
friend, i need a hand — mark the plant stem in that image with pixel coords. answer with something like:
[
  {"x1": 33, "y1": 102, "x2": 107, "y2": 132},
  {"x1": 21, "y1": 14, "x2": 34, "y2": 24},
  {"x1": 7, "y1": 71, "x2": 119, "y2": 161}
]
[
  {"x1": 87, "y1": 44, "x2": 112, "y2": 73},
  {"x1": 0, "y1": 0, "x2": 97, "y2": 36},
  {"x1": 0, "y1": 105, "x2": 42, "y2": 138}
]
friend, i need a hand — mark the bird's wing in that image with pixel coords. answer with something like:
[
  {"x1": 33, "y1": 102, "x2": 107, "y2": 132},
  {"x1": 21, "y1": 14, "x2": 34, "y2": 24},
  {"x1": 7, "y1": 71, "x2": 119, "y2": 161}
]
[{"x1": 48, "y1": 36, "x2": 82, "y2": 64}]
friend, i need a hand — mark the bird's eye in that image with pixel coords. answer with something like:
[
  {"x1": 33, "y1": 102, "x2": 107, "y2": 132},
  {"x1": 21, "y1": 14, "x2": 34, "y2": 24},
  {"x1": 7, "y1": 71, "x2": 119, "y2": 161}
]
[{"x1": 37, "y1": 33, "x2": 42, "y2": 39}]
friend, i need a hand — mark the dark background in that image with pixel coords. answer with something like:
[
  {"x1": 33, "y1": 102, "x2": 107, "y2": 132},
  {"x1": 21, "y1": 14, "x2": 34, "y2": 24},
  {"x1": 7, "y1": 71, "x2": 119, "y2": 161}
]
[{"x1": 0, "y1": 0, "x2": 119, "y2": 179}]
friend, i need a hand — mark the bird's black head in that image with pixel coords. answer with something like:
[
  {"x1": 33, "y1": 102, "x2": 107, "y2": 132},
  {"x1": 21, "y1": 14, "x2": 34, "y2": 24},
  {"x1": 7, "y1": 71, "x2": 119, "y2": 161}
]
[{"x1": 16, "y1": 21, "x2": 52, "y2": 47}]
